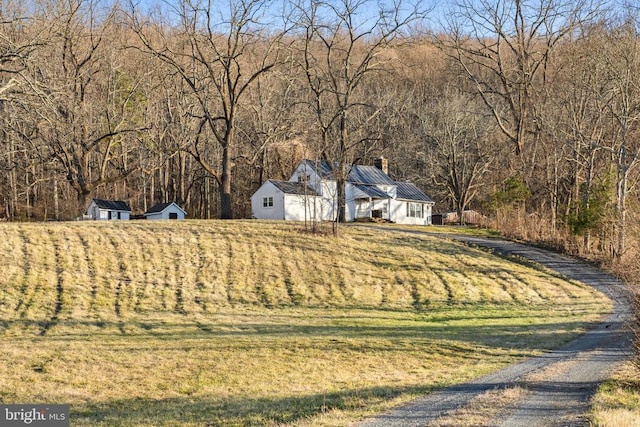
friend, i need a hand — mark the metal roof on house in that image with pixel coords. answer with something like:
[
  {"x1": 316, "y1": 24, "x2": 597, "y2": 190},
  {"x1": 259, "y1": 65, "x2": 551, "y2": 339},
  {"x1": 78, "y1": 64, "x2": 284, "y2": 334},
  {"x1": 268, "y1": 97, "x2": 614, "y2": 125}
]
[
  {"x1": 301, "y1": 160, "x2": 396, "y2": 185},
  {"x1": 92, "y1": 199, "x2": 131, "y2": 211},
  {"x1": 353, "y1": 184, "x2": 391, "y2": 199},
  {"x1": 395, "y1": 182, "x2": 434, "y2": 203},
  {"x1": 301, "y1": 160, "x2": 335, "y2": 179},
  {"x1": 145, "y1": 202, "x2": 185, "y2": 215},
  {"x1": 348, "y1": 165, "x2": 396, "y2": 185},
  {"x1": 269, "y1": 180, "x2": 320, "y2": 196}
]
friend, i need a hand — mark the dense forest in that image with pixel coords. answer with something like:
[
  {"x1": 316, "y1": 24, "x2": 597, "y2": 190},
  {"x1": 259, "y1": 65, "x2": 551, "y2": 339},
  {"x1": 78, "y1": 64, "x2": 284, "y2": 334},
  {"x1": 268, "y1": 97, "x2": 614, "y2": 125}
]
[{"x1": 1, "y1": 0, "x2": 639, "y2": 263}]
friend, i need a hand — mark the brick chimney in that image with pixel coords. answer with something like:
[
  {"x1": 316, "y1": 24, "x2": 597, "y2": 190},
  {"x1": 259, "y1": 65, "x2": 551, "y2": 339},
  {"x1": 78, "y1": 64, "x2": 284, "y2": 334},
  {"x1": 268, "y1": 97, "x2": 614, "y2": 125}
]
[{"x1": 374, "y1": 156, "x2": 389, "y2": 175}]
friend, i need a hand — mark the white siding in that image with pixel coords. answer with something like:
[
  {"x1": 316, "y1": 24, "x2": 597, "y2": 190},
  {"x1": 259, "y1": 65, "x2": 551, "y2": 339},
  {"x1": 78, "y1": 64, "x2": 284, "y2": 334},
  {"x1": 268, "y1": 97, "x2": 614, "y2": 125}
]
[
  {"x1": 289, "y1": 162, "x2": 323, "y2": 193},
  {"x1": 283, "y1": 194, "x2": 325, "y2": 221},
  {"x1": 390, "y1": 199, "x2": 433, "y2": 225},
  {"x1": 290, "y1": 163, "x2": 337, "y2": 221},
  {"x1": 251, "y1": 160, "x2": 434, "y2": 226},
  {"x1": 251, "y1": 181, "x2": 328, "y2": 221},
  {"x1": 145, "y1": 204, "x2": 186, "y2": 220},
  {"x1": 86, "y1": 201, "x2": 130, "y2": 220},
  {"x1": 251, "y1": 182, "x2": 286, "y2": 220}
]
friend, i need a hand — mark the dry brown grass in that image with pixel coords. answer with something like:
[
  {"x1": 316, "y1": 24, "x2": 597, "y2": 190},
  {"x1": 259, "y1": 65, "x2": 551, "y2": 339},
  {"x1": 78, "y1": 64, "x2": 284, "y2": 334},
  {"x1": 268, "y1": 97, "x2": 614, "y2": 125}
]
[
  {"x1": 426, "y1": 386, "x2": 528, "y2": 427},
  {"x1": 0, "y1": 220, "x2": 611, "y2": 426},
  {"x1": 592, "y1": 363, "x2": 640, "y2": 426}
]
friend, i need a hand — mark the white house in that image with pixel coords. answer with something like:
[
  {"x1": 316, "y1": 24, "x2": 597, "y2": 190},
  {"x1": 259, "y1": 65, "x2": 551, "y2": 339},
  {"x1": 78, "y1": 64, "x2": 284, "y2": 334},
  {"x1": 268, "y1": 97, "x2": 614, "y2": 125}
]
[
  {"x1": 251, "y1": 158, "x2": 435, "y2": 225},
  {"x1": 86, "y1": 199, "x2": 131, "y2": 220},
  {"x1": 251, "y1": 180, "x2": 323, "y2": 221},
  {"x1": 144, "y1": 202, "x2": 187, "y2": 220}
]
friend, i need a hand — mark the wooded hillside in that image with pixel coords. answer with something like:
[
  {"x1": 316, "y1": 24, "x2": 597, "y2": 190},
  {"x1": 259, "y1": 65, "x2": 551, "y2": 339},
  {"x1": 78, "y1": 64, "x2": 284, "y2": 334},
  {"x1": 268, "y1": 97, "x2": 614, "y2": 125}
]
[{"x1": 1, "y1": 0, "x2": 639, "y2": 263}]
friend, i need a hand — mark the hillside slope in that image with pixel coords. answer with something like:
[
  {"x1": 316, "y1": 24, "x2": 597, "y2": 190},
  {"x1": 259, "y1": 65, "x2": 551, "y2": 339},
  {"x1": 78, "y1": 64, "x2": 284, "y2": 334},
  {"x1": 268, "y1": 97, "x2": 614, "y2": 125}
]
[
  {"x1": 0, "y1": 221, "x2": 603, "y2": 325},
  {"x1": 0, "y1": 221, "x2": 612, "y2": 426}
]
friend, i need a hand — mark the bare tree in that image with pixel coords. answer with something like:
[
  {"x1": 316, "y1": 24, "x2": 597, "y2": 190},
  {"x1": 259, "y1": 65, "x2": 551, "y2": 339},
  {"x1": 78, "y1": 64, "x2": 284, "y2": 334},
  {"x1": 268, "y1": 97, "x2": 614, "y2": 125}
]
[
  {"x1": 422, "y1": 90, "x2": 496, "y2": 224},
  {"x1": 130, "y1": 0, "x2": 291, "y2": 219},
  {"x1": 599, "y1": 21, "x2": 640, "y2": 260},
  {"x1": 1, "y1": 0, "x2": 48, "y2": 219},
  {"x1": 296, "y1": 0, "x2": 428, "y2": 226},
  {"x1": 23, "y1": 0, "x2": 149, "y2": 214},
  {"x1": 543, "y1": 24, "x2": 612, "y2": 252},
  {"x1": 437, "y1": 0, "x2": 602, "y2": 157}
]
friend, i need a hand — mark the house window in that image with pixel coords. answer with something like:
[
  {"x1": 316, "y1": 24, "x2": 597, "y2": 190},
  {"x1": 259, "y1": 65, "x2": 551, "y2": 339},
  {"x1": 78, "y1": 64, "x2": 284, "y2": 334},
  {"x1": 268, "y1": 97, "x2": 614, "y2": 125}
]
[
  {"x1": 297, "y1": 174, "x2": 311, "y2": 183},
  {"x1": 263, "y1": 197, "x2": 274, "y2": 208},
  {"x1": 407, "y1": 202, "x2": 424, "y2": 218}
]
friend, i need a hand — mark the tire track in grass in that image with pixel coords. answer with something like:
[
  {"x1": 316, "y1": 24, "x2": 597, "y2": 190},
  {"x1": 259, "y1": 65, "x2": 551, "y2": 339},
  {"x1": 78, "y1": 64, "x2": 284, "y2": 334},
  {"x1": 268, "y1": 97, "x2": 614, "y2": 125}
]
[
  {"x1": 250, "y1": 241, "x2": 271, "y2": 308},
  {"x1": 134, "y1": 264, "x2": 149, "y2": 313},
  {"x1": 123, "y1": 223, "x2": 152, "y2": 315},
  {"x1": 170, "y1": 232, "x2": 187, "y2": 315},
  {"x1": 144, "y1": 232, "x2": 172, "y2": 312},
  {"x1": 174, "y1": 283, "x2": 185, "y2": 314},
  {"x1": 279, "y1": 252, "x2": 298, "y2": 306},
  {"x1": 452, "y1": 252, "x2": 520, "y2": 303},
  {"x1": 277, "y1": 242, "x2": 307, "y2": 306},
  {"x1": 333, "y1": 259, "x2": 350, "y2": 304},
  {"x1": 77, "y1": 233, "x2": 100, "y2": 315},
  {"x1": 459, "y1": 245, "x2": 549, "y2": 303},
  {"x1": 431, "y1": 267, "x2": 455, "y2": 304},
  {"x1": 193, "y1": 229, "x2": 208, "y2": 312},
  {"x1": 414, "y1": 253, "x2": 449, "y2": 306},
  {"x1": 380, "y1": 281, "x2": 390, "y2": 306},
  {"x1": 228, "y1": 232, "x2": 260, "y2": 305},
  {"x1": 13, "y1": 226, "x2": 32, "y2": 314},
  {"x1": 19, "y1": 229, "x2": 55, "y2": 327},
  {"x1": 105, "y1": 232, "x2": 129, "y2": 334},
  {"x1": 225, "y1": 237, "x2": 236, "y2": 306},
  {"x1": 409, "y1": 278, "x2": 422, "y2": 310},
  {"x1": 153, "y1": 234, "x2": 169, "y2": 310},
  {"x1": 300, "y1": 254, "x2": 325, "y2": 304},
  {"x1": 40, "y1": 230, "x2": 64, "y2": 336},
  {"x1": 322, "y1": 257, "x2": 345, "y2": 305},
  {"x1": 501, "y1": 270, "x2": 546, "y2": 303}
]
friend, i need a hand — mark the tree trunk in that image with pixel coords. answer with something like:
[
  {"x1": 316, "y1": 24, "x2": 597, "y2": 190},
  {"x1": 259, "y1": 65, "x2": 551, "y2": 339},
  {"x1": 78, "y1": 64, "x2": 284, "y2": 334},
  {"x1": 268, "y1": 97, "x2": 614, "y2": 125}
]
[
  {"x1": 221, "y1": 143, "x2": 233, "y2": 219},
  {"x1": 54, "y1": 179, "x2": 60, "y2": 221}
]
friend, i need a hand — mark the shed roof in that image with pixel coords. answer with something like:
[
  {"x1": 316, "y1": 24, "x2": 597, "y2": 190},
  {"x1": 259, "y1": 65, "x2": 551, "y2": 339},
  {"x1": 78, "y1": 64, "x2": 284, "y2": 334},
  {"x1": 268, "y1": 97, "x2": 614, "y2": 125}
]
[
  {"x1": 395, "y1": 182, "x2": 434, "y2": 203},
  {"x1": 92, "y1": 199, "x2": 131, "y2": 211},
  {"x1": 269, "y1": 180, "x2": 320, "y2": 196}
]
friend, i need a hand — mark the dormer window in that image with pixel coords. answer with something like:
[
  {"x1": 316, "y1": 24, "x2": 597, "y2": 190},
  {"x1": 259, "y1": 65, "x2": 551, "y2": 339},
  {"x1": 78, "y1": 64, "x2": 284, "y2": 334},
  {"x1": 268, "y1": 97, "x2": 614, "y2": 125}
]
[{"x1": 298, "y1": 174, "x2": 311, "y2": 183}]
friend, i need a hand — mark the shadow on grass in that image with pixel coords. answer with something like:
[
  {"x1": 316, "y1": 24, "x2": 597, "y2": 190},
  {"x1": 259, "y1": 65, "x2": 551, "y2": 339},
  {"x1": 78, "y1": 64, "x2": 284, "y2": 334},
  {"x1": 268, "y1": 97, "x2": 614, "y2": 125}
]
[
  {"x1": 0, "y1": 310, "x2": 604, "y2": 355},
  {"x1": 73, "y1": 384, "x2": 431, "y2": 426}
]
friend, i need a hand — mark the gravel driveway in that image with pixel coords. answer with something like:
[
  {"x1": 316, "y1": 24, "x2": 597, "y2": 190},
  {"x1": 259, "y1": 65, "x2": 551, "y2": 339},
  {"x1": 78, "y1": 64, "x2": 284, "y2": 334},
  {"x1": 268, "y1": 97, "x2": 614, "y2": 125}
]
[{"x1": 355, "y1": 231, "x2": 632, "y2": 427}]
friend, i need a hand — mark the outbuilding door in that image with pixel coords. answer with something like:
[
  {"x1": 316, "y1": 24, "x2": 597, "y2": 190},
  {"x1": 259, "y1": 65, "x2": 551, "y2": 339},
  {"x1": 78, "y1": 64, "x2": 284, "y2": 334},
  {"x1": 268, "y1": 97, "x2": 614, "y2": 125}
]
[{"x1": 169, "y1": 212, "x2": 178, "y2": 220}]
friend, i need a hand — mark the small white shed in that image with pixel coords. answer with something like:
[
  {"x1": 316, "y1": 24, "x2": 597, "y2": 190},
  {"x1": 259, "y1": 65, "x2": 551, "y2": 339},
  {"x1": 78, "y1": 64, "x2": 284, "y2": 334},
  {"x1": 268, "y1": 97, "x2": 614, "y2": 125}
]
[
  {"x1": 144, "y1": 202, "x2": 187, "y2": 220},
  {"x1": 86, "y1": 199, "x2": 131, "y2": 220}
]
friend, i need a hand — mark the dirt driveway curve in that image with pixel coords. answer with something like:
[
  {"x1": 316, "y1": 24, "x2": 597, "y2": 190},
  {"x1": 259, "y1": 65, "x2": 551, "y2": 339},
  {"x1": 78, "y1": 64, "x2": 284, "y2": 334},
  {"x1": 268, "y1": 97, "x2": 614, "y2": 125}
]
[{"x1": 355, "y1": 231, "x2": 632, "y2": 427}]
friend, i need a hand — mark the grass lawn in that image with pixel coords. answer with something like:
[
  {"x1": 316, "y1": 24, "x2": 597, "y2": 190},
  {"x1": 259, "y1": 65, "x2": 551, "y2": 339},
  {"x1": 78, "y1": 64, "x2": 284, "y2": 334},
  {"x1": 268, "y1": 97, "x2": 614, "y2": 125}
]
[
  {"x1": 592, "y1": 363, "x2": 640, "y2": 427},
  {"x1": 0, "y1": 221, "x2": 610, "y2": 426}
]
